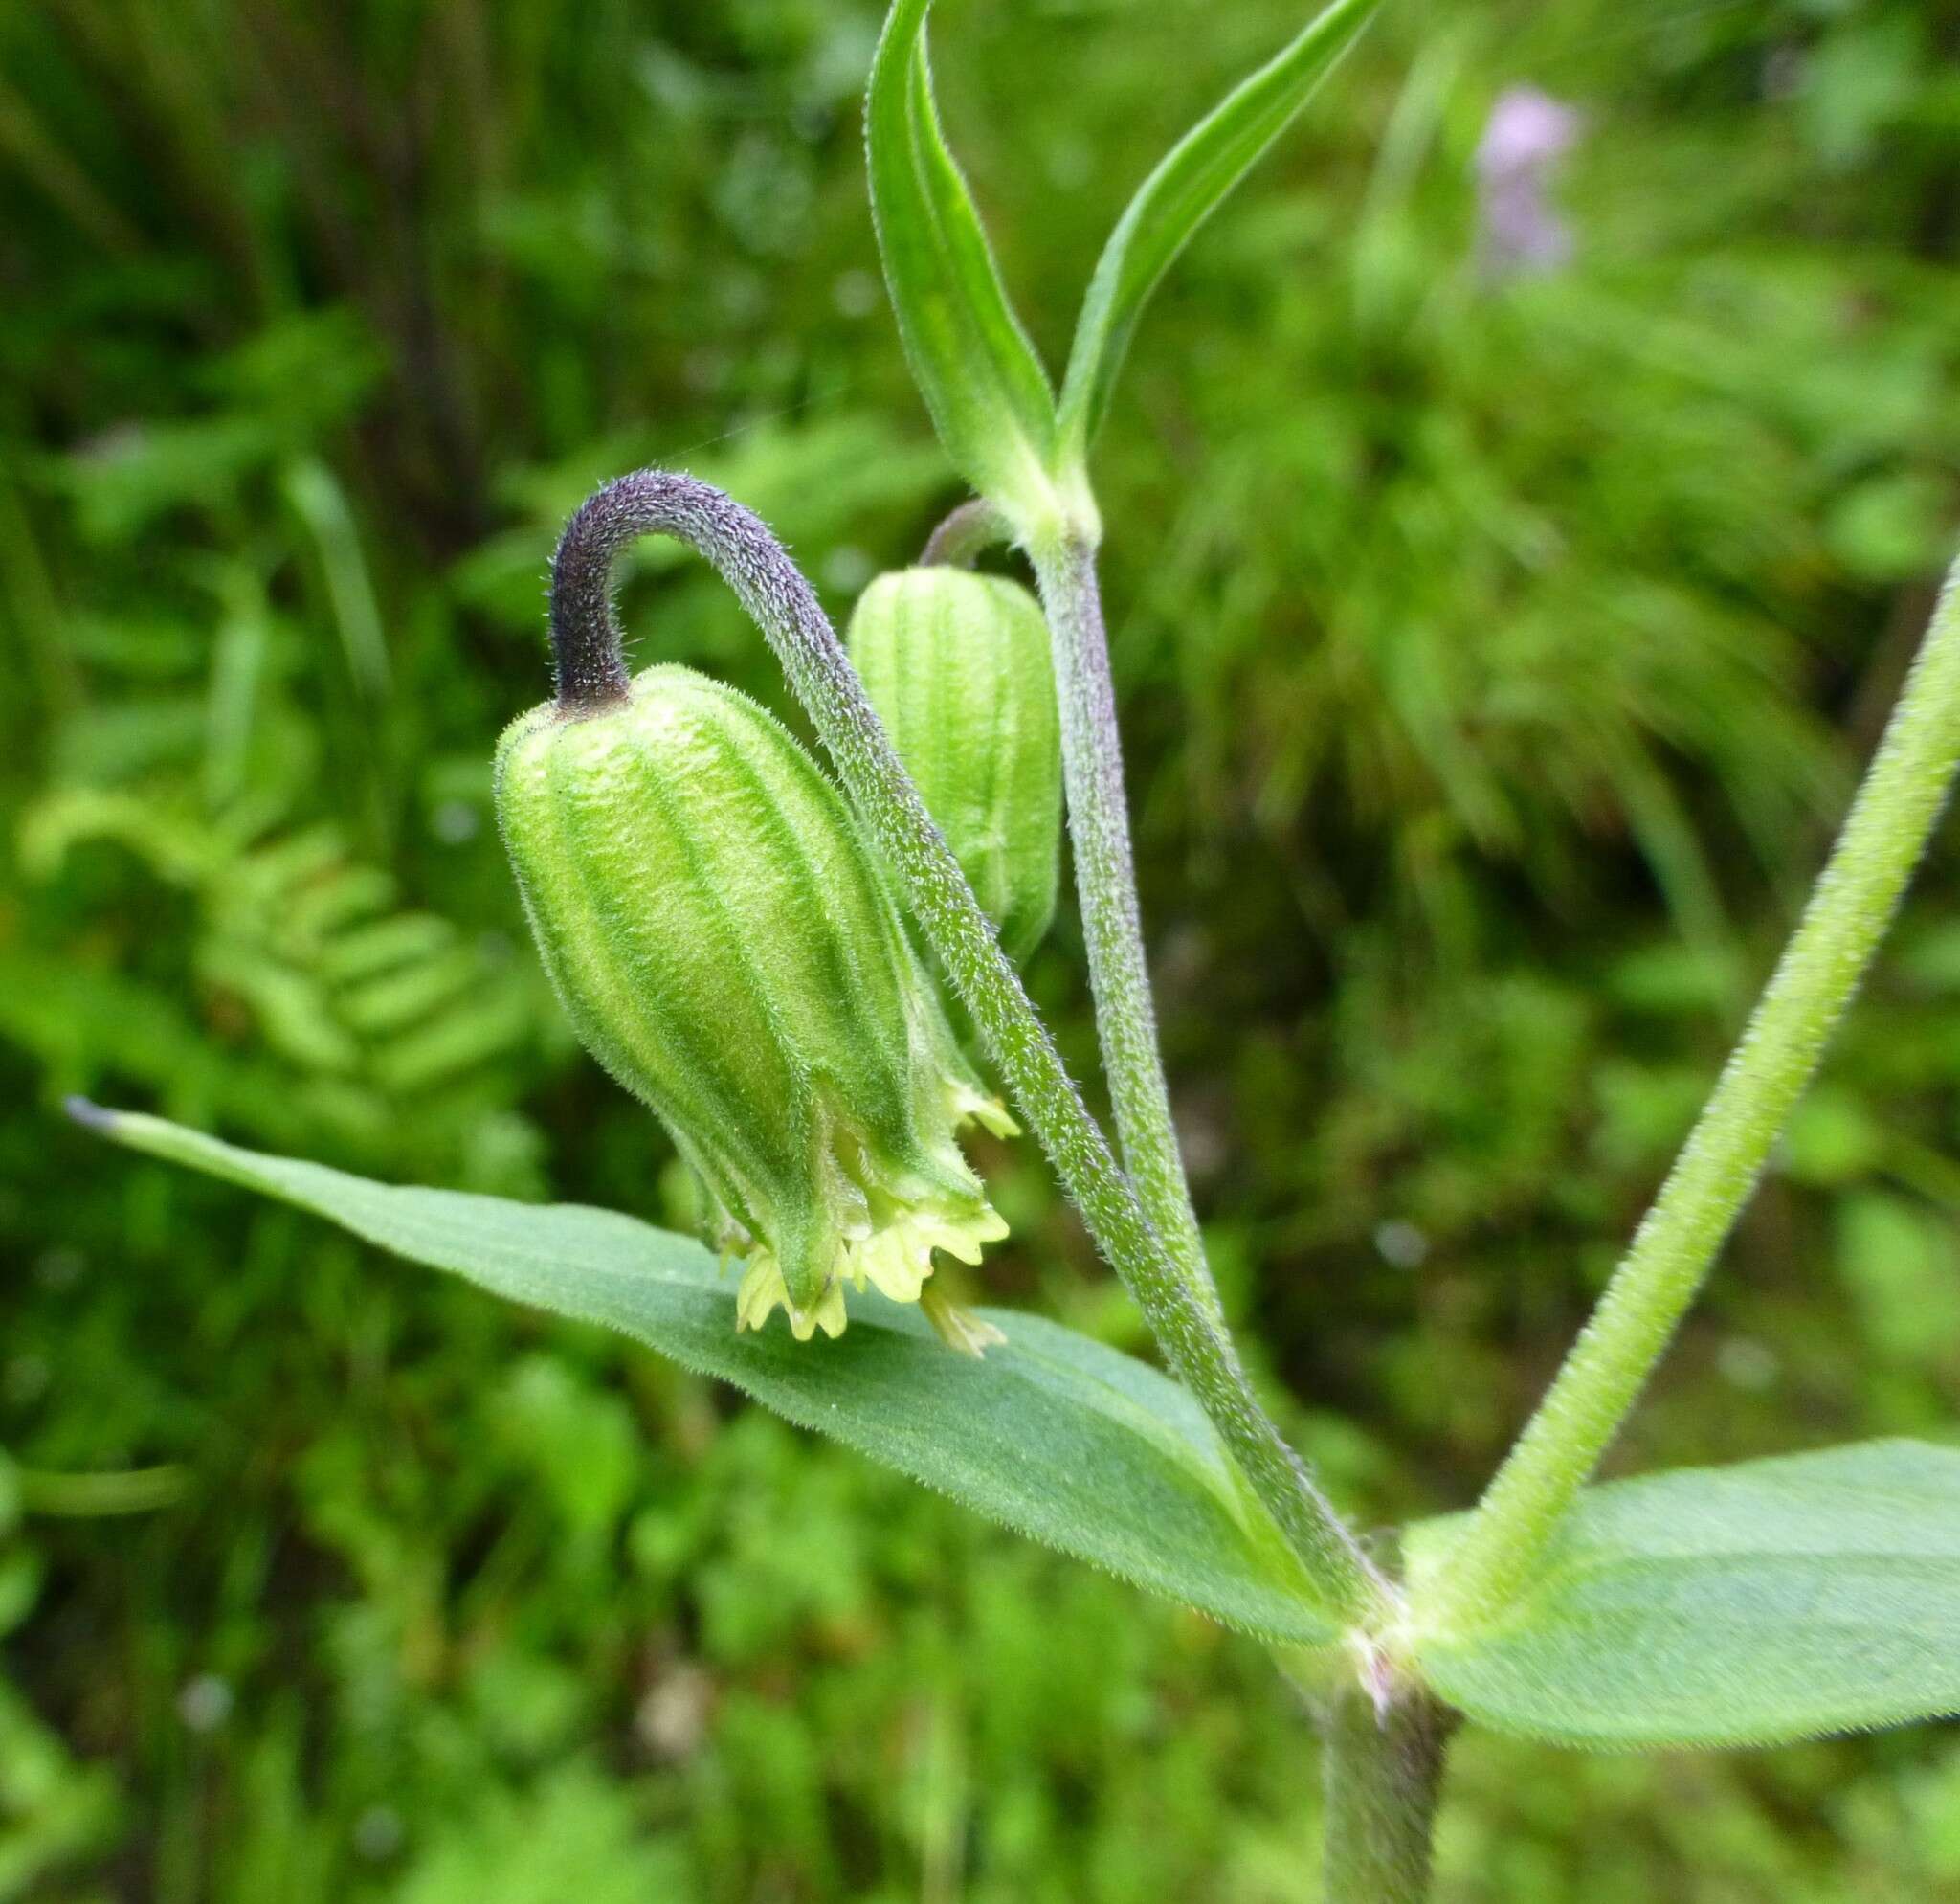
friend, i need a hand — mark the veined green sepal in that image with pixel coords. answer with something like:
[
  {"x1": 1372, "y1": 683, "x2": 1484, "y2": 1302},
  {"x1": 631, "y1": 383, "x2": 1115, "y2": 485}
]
[
  {"x1": 847, "y1": 568, "x2": 1062, "y2": 962},
  {"x1": 494, "y1": 663, "x2": 1013, "y2": 1348}
]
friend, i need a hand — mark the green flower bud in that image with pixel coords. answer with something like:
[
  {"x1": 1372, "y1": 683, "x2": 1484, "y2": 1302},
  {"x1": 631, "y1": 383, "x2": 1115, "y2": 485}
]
[
  {"x1": 495, "y1": 662, "x2": 1013, "y2": 1348},
  {"x1": 846, "y1": 569, "x2": 1062, "y2": 963}
]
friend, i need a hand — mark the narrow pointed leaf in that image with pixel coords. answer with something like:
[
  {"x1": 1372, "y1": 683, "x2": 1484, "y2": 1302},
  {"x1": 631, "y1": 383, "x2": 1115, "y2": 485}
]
[
  {"x1": 867, "y1": 0, "x2": 1057, "y2": 517},
  {"x1": 1405, "y1": 1440, "x2": 1960, "y2": 1748},
  {"x1": 1057, "y1": 0, "x2": 1381, "y2": 459},
  {"x1": 81, "y1": 1106, "x2": 1336, "y2": 1646}
]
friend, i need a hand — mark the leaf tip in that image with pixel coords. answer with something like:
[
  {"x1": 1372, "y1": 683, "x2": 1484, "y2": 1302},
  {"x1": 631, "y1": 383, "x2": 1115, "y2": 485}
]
[{"x1": 64, "y1": 1095, "x2": 120, "y2": 1134}]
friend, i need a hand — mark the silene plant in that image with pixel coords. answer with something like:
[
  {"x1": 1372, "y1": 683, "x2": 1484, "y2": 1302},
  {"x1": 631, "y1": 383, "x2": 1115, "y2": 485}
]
[{"x1": 74, "y1": 1, "x2": 1960, "y2": 1893}]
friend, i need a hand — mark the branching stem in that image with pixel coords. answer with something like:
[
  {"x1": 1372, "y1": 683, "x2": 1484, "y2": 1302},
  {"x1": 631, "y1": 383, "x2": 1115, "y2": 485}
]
[{"x1": 1426, "y1": 559, "x2": 1960, "y2": 1633}]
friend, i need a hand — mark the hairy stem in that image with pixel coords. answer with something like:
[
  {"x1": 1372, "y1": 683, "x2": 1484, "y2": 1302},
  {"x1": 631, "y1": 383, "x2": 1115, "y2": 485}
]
[
  {"x1": 1025, "y1": 530, "x2": 1223, "y2": 1321},
  {"x1": 1426, "y1": 559, "x2": 1960, "y2": 1633},
  {"x1": 1321, "y1": 1679, "x2": 1451, "y2": 1904},
  {"x1": 550, "y1": 470, "x2": 1389, "y2": 1624}
]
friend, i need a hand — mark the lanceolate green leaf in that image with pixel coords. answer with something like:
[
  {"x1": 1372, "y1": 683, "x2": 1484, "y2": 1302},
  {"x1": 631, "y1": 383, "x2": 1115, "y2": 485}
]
[
  {"x1": 80, "y1": 1105, "x2": 1337, "y2": 1646},
  {"x1": 1056, "y1": 0, "x2": 1381, "y2": 461},
  {"x1": 1404, "y1": 1440, "x2": 1960, "y2": 1749},
  {"x1": 867, "y1": 0, "x2": 1057, "y2": 521}
]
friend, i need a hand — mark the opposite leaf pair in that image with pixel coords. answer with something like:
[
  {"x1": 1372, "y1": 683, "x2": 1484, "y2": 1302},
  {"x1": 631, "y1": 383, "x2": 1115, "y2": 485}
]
[
  {"x1": 869, "y1": 0, "x2": 1380, "y2": 538},
  {"x1": 77, "y1": 1107, "x2": 1960, "y2": 1755}
]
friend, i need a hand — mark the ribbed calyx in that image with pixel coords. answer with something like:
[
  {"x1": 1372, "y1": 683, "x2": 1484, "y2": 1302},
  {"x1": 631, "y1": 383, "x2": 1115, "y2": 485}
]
[
  {"x1": 495, "y1": 664, "x2": 1013, "y2": 1346},
  {"x1": 846, "y1": 569, "x2": 1062, "y2": 964}
]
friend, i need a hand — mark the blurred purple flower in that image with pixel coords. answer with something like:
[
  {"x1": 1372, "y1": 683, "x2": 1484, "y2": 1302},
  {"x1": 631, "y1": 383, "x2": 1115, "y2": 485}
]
[{"x1": 1475, "y1": 86, "x2": 1583, "y2": 280}]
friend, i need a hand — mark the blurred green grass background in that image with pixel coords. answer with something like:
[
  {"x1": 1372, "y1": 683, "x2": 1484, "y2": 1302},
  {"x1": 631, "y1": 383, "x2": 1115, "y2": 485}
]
[{"x1": 4, "y1": 0, "x2": 1960, "y2": 1895}]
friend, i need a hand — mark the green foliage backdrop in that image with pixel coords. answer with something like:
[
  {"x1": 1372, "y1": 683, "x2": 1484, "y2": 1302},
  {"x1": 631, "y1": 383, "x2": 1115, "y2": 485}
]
[{"x1": 3, "y1": 0, "x2": 1958, "y2": 1895}]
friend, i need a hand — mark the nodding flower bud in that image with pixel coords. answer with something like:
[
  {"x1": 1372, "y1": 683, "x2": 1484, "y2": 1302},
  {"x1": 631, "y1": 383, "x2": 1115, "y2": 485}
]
[
  {"x1": 495, "y1": 662, "x2": 1013, "y2": 1349},
  {"x1": 846, "y1": 569, "x2": 1061, "y2": 964}
]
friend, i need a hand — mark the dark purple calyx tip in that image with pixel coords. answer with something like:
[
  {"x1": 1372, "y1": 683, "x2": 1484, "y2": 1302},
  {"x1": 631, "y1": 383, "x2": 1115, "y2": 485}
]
[{"x1": 547, "y1": 480, "x2": 638, "y2": 715}]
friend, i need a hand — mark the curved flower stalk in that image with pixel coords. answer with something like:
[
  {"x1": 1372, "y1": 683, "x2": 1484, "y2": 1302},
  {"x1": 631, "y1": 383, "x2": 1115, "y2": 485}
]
[{"x1": 546, "y1": 467, "x2": 1390, "y2": 1627}]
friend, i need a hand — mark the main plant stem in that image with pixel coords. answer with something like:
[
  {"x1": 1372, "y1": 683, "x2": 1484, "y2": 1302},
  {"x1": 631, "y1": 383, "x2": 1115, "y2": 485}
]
[
  {"x1": 1428, "y1": 559, "x2": 1960, "y2": 1631},
  {"x1": 1321, "y1": 1681, "x2": 1451, "y2": 1904},
  {"x1": 1026, "y1": 529, "x2": 1223, "y2": 1321},
  {"x1": 551, "y1": 470, "x2": 1390, "y2": 1627}
]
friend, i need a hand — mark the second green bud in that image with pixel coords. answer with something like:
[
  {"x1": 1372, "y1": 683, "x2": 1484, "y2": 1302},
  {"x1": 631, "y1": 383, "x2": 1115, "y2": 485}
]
[{"x1": 847, "y1": 568, "x2": 1062, "y2": 964}]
